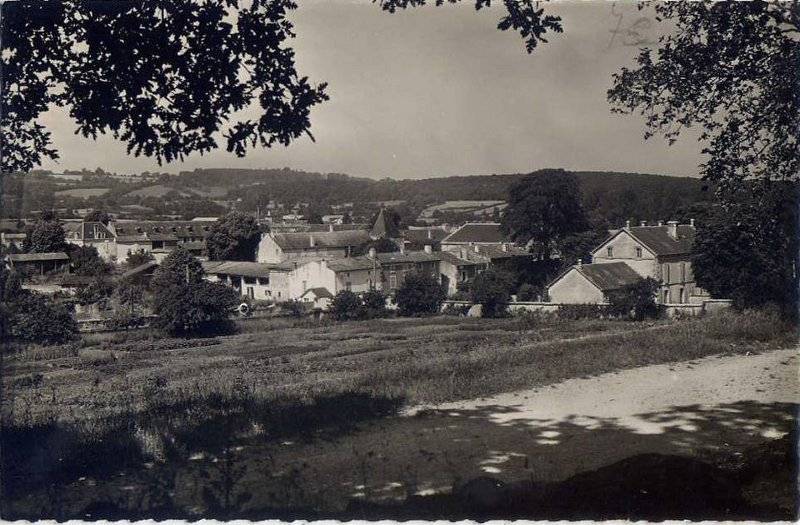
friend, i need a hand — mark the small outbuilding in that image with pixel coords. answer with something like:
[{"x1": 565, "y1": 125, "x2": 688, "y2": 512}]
[
  {"x1": 5, "y1": 252, "x2": 70, "y2": 276},
  {"x1": 547, "y1": 261, "x2": 643, "y2": 304},
  {"x1": 300, "y1": 287, "x2": 334, "y2": 310}
]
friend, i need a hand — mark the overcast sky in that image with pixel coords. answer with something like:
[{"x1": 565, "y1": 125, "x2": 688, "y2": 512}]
[{"x1": 38, "y1": 1, "x2": 705, "y2": 179}]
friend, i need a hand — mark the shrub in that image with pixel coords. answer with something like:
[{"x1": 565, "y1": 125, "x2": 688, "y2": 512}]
[
  {"x1": 331, "y1": 290, "x2": 365, "y2": 321},
  {"x1": 516, "y1": 283, "x2": 538, "y2": 301},
  {"x1": 7, "y1": 292, "x2": 78, "y2": 345},
  {"x1": 442, "y1": 303, "x2": 470, "y2": 316},
  {"x1": 470, "y1": 267, "x2": 515, "y2": 318},
  {"x1": 557, "y1": 303, "x2": 609, "y2": 320},
  {"x1": 362, "y1": 289, "x2": 388, "y2": 319},
  {"x1": 106, "y1": 311, "x2": 148, "y2": 331},
  {"x1": 126, "y1": 250, "x2": 154, "y2": 269},
  {"x1": 153, "y1": 281, "x2": 239, "y2": 336},
  {"x1": 395, "y1": 272, "x2": 446, "y2": 317},
  {"x1": 66, "y1": 244, "x2": 111, "y2": 276},
  {"x1": 606, "y1": 277, "x2": 662, "y2": 321},
  {"x1": 75, "y1": 277, "x2": 114, "y2": 306},
  {"x1": 282, "y1": 299, "x2": 306, "y2": 318}
]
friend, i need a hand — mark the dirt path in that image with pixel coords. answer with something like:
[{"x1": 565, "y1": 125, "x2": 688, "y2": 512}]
[{"x1": 242, "y1": 347, "x2": 798, "y2": 508}]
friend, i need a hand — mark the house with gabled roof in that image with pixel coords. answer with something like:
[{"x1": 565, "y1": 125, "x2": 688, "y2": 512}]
[
  {"x1": 590, "y1": 220, "x2": 698, "y2": 304},
  {"x1": 256, "y1": 230, "x2": 371, "y2": 264},
  {"x1": 64, "y1": 221, "x2": 117, "y2": 261},
  {"x1": 547, "y1": 261, "x2": 644, "y2": 304},
  {"x1": 440, "y1": 222, "x2": 514, "y2": 254},
  {"x1": 300, "y1": 287, "x2": 334, "y2": 310},
  {"x1": 547, "y1": 220, "x2": 702, "y2": 304}
]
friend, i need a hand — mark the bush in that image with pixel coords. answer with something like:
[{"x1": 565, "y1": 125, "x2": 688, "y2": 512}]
[
  {"x1": 153, "y1": 281, "x2": 239, "y2": 336},
  {"x1": 557, "y1": 303, "x2": 610, "y2": 320},
  {"x1": 442, "y1": 303, "x2": 470, "y2": 316},
  {"x1": 470, "y1": 268, "x2": 514, "y2": 318},
  {"x1": 7, "y1": 292, "x2": 78, "y2": 345},
  {"x1": 516, "y1": 283, "x2": 538, "y2": 301},
  {"x1": 395, "y1": 272, "x2": 446, "y2": 317},
  {"x1": 362, "y1": 289, "x2": 388, "y2": 319},
  {"x1": 106, "y1": 311, "x2": 148, "y2": 331},
  {"x1": 282, "y1": 299, "x2": 306, "y2": 318},
  {"x1": 126, "y1": 250, "x2": 154, "y2": 269},
  {"x1": 606, "y1": 277, "x2": 662, "y2": 321},
  {"x1": 331, "y1": 290, "x2": 365, "y2": 321},
  {"x1": 75, "y1": 277, "x2": 114, "y2": 306}
]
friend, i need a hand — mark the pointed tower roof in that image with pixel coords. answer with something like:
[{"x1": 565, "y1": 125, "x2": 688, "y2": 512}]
[{"x1": 370, "y1": 207, "x2": 397, "y2": 239}]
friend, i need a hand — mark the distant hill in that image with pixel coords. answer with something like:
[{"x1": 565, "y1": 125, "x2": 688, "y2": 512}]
[{"x1": 177, "y1": 167, "x2": 713, "y2": 226}]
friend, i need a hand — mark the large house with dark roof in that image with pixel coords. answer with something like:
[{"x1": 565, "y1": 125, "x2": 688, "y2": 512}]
[
  {"x1": 256, "y1": 230, "x2": 371, "y2": 263},
  {"x1": 440, "y1": 222, "x2": 514, "y2": 254},
  {"x1": 547, "y1": 220, "x2": 702, "y2": 304}
]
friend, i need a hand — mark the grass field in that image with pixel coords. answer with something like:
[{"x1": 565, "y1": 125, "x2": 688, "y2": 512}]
[
  {"x1": 54, "y1": 187, "x2": 111, "y2": 198},
  {"x1": 1, "y1": 309, "x2": 795, "y2": 519}
]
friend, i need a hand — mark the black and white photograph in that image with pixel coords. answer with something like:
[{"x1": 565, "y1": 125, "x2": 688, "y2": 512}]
[{"x1": 1, "y1": 0, "x2": 798, "y2": 521}]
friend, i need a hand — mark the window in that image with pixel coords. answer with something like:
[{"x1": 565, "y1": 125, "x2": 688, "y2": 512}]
[
  {"x1": 389, "y1": 274, "x2": 397, "y2": 289},
  {"x1": 635, "y1": 246, "x2": 642, "y2": 258},
  {"x1": 679, "y1": 287, "x2": 685, "y2": 303},
  {"x1": 346, "y1": 281, "x2": 352, "y2": 291},
  {"x1": 607, "y1": 246, "x2": 613, "y2": 257},
  {"x1": 680, "y1": 262, "x2": 686, "y2": 282},
  {"x1": 663, "y1": 263, "x2": 670, "y2": 283},
  {"x1": 247, "y1": 287, "x2": 254, "y2": 299},
  {"x1": 663, "y1": 289, "x2": 670, "y2": 303}
]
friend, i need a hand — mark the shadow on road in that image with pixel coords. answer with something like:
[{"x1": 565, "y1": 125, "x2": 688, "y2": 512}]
[{"x1": 2, "y1": 397, "x2": 796, "y2": 521}]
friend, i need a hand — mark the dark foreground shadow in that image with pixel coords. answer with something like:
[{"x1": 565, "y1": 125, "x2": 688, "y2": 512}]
[{"x1": 1, "y1": 398, "x2": 797, "y2": 521}]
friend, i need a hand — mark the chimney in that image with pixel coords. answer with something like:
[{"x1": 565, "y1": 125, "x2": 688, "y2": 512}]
[
  {"x1": 368, "y1": 247, "x2": 376, "y2": 259},
  {"x1": 667, "y1": 220, "x2": 678, "y2": 239},
  {"x1": 690, "y1": 218, "x2": 695, "y2": 227},
  {"x1": 640, "y1": 220, "x2": 647, "y2": 227},
  {"x1": 625, "y1": 220, "x2": 630, "y2": 230},
  {"x1": 424, "y1": 244, "x2": 432, "y2": 254},
  {"x1": 577, "y1": 259, "x2": 583, "y2": 268},
  {"x1": 309, "y1": 234, "x2": 315, "y2": 247}
]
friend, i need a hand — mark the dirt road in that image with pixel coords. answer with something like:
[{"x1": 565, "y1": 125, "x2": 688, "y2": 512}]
[{"x1": 250, "y1": 346, "x2": 798, "y2": 506}]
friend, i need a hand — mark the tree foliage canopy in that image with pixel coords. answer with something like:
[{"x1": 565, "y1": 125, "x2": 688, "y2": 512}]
[
  {"x1": 608, "y1": 2, "x2": 799, "y2": 190},
  {"x1": 2, "y1": 0, "x2": 328, "y2": 173},
  {"x1": 206, "y1": 212, "x2": 262, "y2": 261},
  {"x1": 470, "y1": 267, "x2": 514, "y2": 318},
  {"x1": 691, "y1": 183, "x2": 798, "y2": 313},
  {"x1": 2, "y1": 0, "x2": 563, "y2": 174},
  {"x1": 501, "y1": 170, "x2": 590, "y2": 259},
  {"x1": 395, "y1": 271, "x2": 446, "y2": 316},
  {"x1": 23, "y1": 218, "x2": 66, "y2": 253}
]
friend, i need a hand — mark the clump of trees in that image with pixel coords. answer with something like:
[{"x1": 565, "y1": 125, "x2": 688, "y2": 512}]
[
  {"x1": 692, "y1": 184, "x2": 798, "y2": 315},
  {"x1": 126, "y1": 250, "x2": 155, "y2": 269},
  {"x1": 151, "y1": 248, "x2": 239, "y2": 336},
  {"x1": 1, "y1": 266, "x2": 77, "y2": 346},
  {"x1": 206, "y1": 212, "x2": 262, "y2": 261},
  {"x1": 395, "y1": 272, "x2": 446, "y2": 317},
  {"x1": 606, "y1": 278, "x2": 662, "y2": 321},
  {"x1": 23, "y1": 216, "x2": 66, "y2": 253},
  {"x1": 470, "y1": 267, "x2": 515, "y2": 318},
  {"x1": 331, "y1": 289, "x2": 388, "y2": 321}
]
